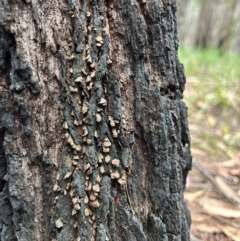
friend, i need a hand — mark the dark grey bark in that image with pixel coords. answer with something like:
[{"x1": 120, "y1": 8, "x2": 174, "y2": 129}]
[{"x1": 0, "y1": 0, "x2": 191, "y2": 241}]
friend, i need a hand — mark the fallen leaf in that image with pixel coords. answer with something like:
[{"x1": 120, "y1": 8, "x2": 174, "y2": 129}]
[
  {"x1": 218, "y1": 224, "x2": 240, "y2": 241},
  {"x1": 184, "y1": 190, "x2": 205, "y2": 202},
  {"x1": 229, "y1": 170, "x2": 240, "y2": 179},
  {"x1": 191, "y1": 214, "x2": 210, "y2": 223},
  {"x1": 195, "y1": 223, "x2": 220, "y2": 233},
  {"x1": 221, "y1": 159, "x2": 239, "y2": 168},
  {"x1": 215, "y1": 176, "x2": 240, "y2": 204},
  {"x1": 201, "y1": 198, "x2": 240, "y2": 218}
]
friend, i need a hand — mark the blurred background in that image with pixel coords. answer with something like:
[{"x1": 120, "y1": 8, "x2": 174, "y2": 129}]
[{"x1": 176, "y1": 0, "x2": 240, "y2": 240}]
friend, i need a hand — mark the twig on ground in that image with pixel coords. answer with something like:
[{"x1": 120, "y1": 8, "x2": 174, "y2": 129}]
[{"x1": 192, "y1": 159, "x2": 239, "y2": 204}]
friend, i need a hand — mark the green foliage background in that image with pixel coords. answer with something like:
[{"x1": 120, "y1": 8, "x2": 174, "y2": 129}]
[{"x1": 179, "y1": 47, "x2": 240, "y2": 160}]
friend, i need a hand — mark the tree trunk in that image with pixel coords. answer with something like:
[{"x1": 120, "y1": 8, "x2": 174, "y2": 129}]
[{"x1": 0, "y1": 0, "x2": 191, "y2": 240}]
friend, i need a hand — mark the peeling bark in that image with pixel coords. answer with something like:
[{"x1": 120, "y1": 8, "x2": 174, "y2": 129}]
[{"x1": 0, "y1": 0, "x2": 191, "y2": 240}]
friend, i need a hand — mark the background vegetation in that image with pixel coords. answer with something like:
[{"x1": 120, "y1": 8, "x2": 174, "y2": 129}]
[
  {"x1": 179, "y1": 47, "x2": 240, "y2": 161},
  {"x1": 176, "y1": 1, "x2": 240, "y2": 240}
]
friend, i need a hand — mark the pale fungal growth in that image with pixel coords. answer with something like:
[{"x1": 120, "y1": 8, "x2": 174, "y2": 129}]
[
  {"x1": 64, "y1": 190, "x2": 67, "y2": 195},
  {"x1": 85, "y1": 181, "x2": 92, "y2": 191},
  {"x1": 92, "y1": 184, "x2": 100, "y2": 193},
  {"x1": 73, "y1": 155, "x2": 79, "y2": 160},
  {"x1": 103, "y1": 137, "x2": 111, "y2": 147},
  {"x1": 75, "y1": 145, "x2": 81, "y2": 151},
  {"x1": 64, "y1": 171, "x2": 72, "y2": 179},
  {"x1": 82, "y1": 126, "x2": 88, "y2": 136},
  {"x1": 96, "y1": 43, "x2": 102, "y2": 47},
  {"x1": 90, "y1": 62, "x2": 96, "y2": 69},
  {"x1": 98, "y1": 153, "x2": 103, "y2": 163},
  {"x1": 56, "y1": 173, "x2": 60, "y2": 180},
  {"x1": 71, "y1": 144, "x2": 77, "y2": 150},
  {"x1": 110, "y1": 171, "x2": 120, "y2": 179},
  {"x1": 98, "y1": 97, "x2": 107, "y2": 106},
  {"x1": 72, "y1": 198, "x2": 78, "y2": 205},
  {"x1": 89, "y1": 218, "x2": 93, "y2": 224},
  {"x1": 86, "y1": 139, "x2": 92, "y2": 145},
  {"x1": 69, "y1": 86, "x2": 78, "y2": 92},
  {"x1": 111, "y1": 159, "x2": 120, "y2": 167},
  {"x1": 89, "y1": 193, "x2": 96, "y2": 201},
  {"x1": 88, "y1": 56, "x2": 92, "y2": 64},
  {"x1": 74, "y1": 203, "x2": 80, "y2": 210},
  {"x1": 82, "y1": 146, "x2": 86, "y2": 153},
  {"x1": 53, "y1": 184, "x2": 60, "y2": 191},
  {"x1": 66, "y1": 135, "x2": 74, "y2": 146},
  {"x1": 69, "y1": 68, "x2": 73, "y2": 73},
  {"x1": 84, "y1": 208, "x2": 91, "y2": 216},
  {"x1": 93, "y1": 221, "x2": 96, "y2": 228},
  {"x1": 105, "y1": 155, "x2": 110, "y2": 163},
  {"x1": 62, "y1": 121, "x2": 68, "y2": 129},
  {"x1": 87, "y1": 82, "x2": 93, "y2": 90},
  {"x1": 74, "y1": 222, "x2": 78, "y2": 228},
  {"x1": 72, "y1": 160, "x2": 78, "y2": 166},
  {"x1": 94, "y1": 131, "x2": 98, "y2": 138},
  {"x1": 70, "y1": 188, "x2": 75, "y2": 197},
  {"x1": 85, "y1": 54, "x2": 91, "y2": 61},
  {"x1": 72, "y1": 209, "x2": 77, "y2": 216},
  {"x1": 84, "y1": 163, "x2": 90, "y2": 172},
  {"x1": 68, "y1": 54, "x2": 75, "y2": 60},
  {"x1": 66, "y1": 183, "x2": 71, "y2": 190},
  {"x1": 65, "y1": 133, "x2": 70, "y2": 139},
  {"x1": 118, "y1": 174, "x2": 127, "y2": 185},
  {"x1": 86, "y1": 167, "x2": 93, "y2": 175},
  {"x1": 107, "y1": 59, "x2": 112, "y2": 64},
  {"x1": 112, "y1": 128, "x2": 118, "y2": 138},
  {"x1": 84, "y1": 195, "x2": 89, "y2": 204},
  {"x1": 89, "y1": 200, "x2": 100, "y2": 208},
  {"x1": 96, "y1": 36, "x2": 103, "y2": 42},
  {"x1": 91, "y1": 71, "x2": 95, "y2": 78},
  {"x1": 96, "y1": 113, "x2": 102, "y2": 122},
  {"x1": 108, "y1": 116, "x2": 115, "y2": 126},
  {"x1": 69, "y1": 188, "x2": 75, "y2": 197},
  {"x1": 82, "y1": 69, "x2": 88, "y2": 76},
  {"x1": 102, "y1": 147, "x2": 110, "y2": 153},
  {"x1": 88, "y1": 26, "x2": 92, "y2": 32},
  {"x1": 86, "y1": 75, "x2": 91, "y2": 83},
  {"x1": 96, "y1": 175, "x2": 101, "y2": 183},
  {"x1": 100, "y1": 165, "x2": 105, "y2": 174},
  {"x1": 75, "y1": 76, "x2": 83, "y2": 82},
  {"x1": 76, "y1": 237, "x2": 80, "y2": 241},
  {"x1": 55, "y1": 219, "x2": 63, "y2": 229},
  {"x1": 82, "y1": 103, "x2": 88, "y2": 114},
  {"x1": 102, "y1": 27, "x2": 107, "y2": 35},
  {"x1": 74, "y1": 119, "x2": 79, "y2": 126},
  {"x1": 87, "y1": 11, "x2": 91, "y2": 17}
]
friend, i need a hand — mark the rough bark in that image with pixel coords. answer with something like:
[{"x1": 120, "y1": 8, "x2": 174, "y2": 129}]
[{"x1": 0, "y1": 0, "x2": 191, "y2": 241}]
